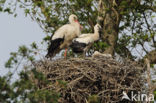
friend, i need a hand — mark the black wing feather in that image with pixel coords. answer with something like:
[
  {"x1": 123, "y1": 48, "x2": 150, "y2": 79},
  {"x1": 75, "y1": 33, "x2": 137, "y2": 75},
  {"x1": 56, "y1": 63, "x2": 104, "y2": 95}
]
[
  {"x1": 46, "y1": 38, "x2": 64, "y2": 58},
  {"x1": 70, "y1": 41, "x2": 87, "y2": 53}
]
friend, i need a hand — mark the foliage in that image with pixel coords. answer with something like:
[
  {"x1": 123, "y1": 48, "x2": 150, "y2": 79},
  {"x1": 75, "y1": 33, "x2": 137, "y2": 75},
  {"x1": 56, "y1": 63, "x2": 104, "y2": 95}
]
[
  {"x1": 117, "y1": 1, "x2": 156, "y2": 59},
  {"x1": 1, "y1": 43, "x2": 60, "y2": 103},
  {"x1": 0, "y1": 69, "x2": 60, "y2": 103}
]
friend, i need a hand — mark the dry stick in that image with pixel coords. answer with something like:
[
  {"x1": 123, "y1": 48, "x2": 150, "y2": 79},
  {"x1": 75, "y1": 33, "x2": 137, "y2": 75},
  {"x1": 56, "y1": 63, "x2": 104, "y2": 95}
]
[{"x1": 145, "y1": 58, "x2": 152, "y2": 103}]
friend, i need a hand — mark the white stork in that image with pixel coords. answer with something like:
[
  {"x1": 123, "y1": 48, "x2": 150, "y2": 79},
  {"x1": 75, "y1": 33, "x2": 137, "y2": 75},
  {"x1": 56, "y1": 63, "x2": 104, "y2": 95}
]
[
  {"x1": 46, "y1": 14, "x2": 82, "y2": 58},
  {"x1": 70, "y1": 24, "x2": 102, "y2": 57}
]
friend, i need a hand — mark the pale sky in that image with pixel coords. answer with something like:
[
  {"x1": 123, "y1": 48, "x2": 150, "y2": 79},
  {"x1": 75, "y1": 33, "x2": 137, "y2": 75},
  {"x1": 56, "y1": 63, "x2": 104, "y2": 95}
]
[{"x1": 0, "y1": 10, "x2": 45, "y2": 76}]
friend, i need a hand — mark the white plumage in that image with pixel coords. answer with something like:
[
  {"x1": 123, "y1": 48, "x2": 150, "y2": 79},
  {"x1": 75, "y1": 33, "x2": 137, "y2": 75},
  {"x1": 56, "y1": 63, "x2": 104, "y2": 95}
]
[
  {"x1": 92, "y1": 51, "x2": 112, "y2": 58},
  {"x1": 46, "y1": 14, "x2": 82, "y2": 58},
  {"x1": 70, "y1": 24, "x2": 102, "y2": 56}
]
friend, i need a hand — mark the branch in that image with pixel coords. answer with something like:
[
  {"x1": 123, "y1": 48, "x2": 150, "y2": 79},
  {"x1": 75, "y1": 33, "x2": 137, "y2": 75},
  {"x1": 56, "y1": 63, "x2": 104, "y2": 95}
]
[
  {"x1": 145, "y1": 58, "x2": 152, "y2": 98},
  {"x1": 139, "y1": 41, "x2": 148, "y2": 54},
  {"x1": 131, "y1": 11, "x2": 136, "y2": 34},
  {"x1": 143, "y1": 5, "x2": 156, "y2": 12},
  {"x1": 144, "y1": 50, "x2": 156, "y2": 64},
  {"x1": 143, "y1": 12, "x2": 156, "y2": 47},
  {"x1": 32, "y1": 0, "x2": 55, "y2": 27}
]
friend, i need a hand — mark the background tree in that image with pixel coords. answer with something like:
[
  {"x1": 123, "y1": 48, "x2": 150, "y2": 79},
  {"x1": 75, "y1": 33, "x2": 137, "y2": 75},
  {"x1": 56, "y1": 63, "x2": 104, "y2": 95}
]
[{"x1": 0, "y1": 0, "x2": 156, "y2": 102}]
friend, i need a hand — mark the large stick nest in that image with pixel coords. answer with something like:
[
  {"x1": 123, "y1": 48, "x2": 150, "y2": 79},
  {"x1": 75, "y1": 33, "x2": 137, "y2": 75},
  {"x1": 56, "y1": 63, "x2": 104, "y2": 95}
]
[{"x1": 34, "y1": 55, "x2": 145, "y2": 103}]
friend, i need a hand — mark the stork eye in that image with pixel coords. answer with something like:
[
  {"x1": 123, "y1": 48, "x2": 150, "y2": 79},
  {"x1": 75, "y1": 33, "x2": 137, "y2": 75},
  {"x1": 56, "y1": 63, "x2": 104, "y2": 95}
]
[{"x1": 98, "y1": 25, "x2": 101, "y2": 29}]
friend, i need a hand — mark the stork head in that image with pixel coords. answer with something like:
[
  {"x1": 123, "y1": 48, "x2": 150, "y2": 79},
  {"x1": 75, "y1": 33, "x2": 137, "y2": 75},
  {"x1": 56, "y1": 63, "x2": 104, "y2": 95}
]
[
  {"x1": 69, "y1": 14, "x2": 78, "y2": 23},
  {"x1": 69, "y1": 14, "x2": 83, "y2": 30},
  {"x1": 94, "y1": 24, "x2": 102, "y2": 38},
  {"x1": 94, "y1": 24, "x2": 102, "y2": 32}
]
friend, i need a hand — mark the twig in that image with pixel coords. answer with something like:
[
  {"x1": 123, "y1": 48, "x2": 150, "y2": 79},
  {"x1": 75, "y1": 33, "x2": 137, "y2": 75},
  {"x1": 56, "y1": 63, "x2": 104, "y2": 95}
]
[{"x1": 145, "y1": 58, "x2": 152, "y2": 102}]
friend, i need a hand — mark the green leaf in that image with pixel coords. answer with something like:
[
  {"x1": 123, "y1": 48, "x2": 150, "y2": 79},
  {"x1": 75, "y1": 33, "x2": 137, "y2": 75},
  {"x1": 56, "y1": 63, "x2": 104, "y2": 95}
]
[
  {"x1": 31, "y1": 42, "x2": 38, "y2": 49},
  {"x1": 4, "y1": 8, "x2": 12, "y2": 14},
  {"x1": 24, "y1": 9, "x2": 30, "y2": 16}
]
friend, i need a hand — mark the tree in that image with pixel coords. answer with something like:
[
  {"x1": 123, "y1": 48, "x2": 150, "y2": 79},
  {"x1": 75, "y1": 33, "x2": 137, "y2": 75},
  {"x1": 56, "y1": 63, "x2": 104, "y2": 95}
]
[
  {"x1": 0, "y1": 0, "x2": 156, "y2": 102},
  {"x1": 98, "y1": 0, "x2": 156, "y2": 62}
]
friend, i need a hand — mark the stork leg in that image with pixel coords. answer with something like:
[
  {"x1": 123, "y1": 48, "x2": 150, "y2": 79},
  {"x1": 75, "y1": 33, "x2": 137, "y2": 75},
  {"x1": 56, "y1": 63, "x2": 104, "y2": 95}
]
[
  {"x1": 83, "y1": 51, "x2": 86, "y2": 58},
  {"x1": 64, "y1": 48, "x2": 68, "y2": 59},
  {"x1": 83, "y1": 44, "x2": 92, "y2": 58}
]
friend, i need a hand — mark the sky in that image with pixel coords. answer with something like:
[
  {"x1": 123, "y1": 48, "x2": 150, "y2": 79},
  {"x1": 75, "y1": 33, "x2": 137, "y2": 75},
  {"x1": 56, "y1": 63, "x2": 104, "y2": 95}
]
[{"x1": 0, "y1": 10, "x2": 45, "y2": 76}]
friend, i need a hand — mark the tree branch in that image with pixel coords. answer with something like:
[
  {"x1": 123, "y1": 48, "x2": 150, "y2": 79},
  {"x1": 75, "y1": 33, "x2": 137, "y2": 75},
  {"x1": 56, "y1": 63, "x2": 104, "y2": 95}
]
[
  {"x1": 143, "y1": 12, "x2": 156, "y2": 47},
  {"x1": 32, "y1": 0, "x2": 55, "y2": 28},
  {"x1": 144, "y1": 50, "x2": 156, "y2": 64},
  {"x1": 145, "y1": 58, "x2": 152, "y2": 99}
]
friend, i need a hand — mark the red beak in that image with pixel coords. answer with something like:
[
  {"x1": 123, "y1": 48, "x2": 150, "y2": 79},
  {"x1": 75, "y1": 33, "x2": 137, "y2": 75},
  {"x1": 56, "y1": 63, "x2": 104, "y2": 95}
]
[
  {"x1": 74, "y1": 20, "x2": 78, "y2": 22},
  {"x1": 75, "y1": 20, "x2": 83, "y2": 30}
]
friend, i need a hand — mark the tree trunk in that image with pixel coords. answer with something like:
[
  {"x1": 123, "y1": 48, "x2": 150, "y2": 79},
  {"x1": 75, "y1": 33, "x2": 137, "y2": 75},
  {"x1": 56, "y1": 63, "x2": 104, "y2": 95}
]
[
  {"x1": 144, "y1": 50, "x2": 156, "y2": 64},
  {"x1": 103, "y1": 11, "x2": 120, "y2": 55},
  {"x1": 98, "y1": 0, "x2": 121, "y2": 55}
]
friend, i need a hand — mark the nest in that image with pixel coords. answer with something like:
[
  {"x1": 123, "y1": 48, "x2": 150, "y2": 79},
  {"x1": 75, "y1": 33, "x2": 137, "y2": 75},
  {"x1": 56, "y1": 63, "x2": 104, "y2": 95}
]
[{"x1": 34, "y1": 55, "x2": 145, "y2": 103}]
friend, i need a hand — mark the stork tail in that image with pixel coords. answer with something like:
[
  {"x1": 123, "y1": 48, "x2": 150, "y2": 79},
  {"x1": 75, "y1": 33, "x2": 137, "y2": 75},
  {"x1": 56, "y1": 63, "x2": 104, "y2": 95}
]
[{"x1": 46, "y1": 38, "x2": 64, "y2": 58}]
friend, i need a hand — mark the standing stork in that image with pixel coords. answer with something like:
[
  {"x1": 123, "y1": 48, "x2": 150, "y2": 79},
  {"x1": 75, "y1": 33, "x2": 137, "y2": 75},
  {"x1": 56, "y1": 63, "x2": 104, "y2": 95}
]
[
  {"x1": 70, "y1": 24, "x2": 102, "y2": 57},
  {"x1": 46, "y1": 14, "x2": 82, "y2": 59}
]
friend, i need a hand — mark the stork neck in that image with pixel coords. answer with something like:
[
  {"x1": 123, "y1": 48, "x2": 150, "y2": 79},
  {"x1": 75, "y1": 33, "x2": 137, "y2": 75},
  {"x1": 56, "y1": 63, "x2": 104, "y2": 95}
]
[
  {"x1": 71, "y1": 21, "x2": 80, "y2": 28},
  {"x1": 93, "y1": 30, "x2": 100, "y2": 40},
  {"x1": 94, "y1": 29, "x2": 99, "y2": 35},
  {"x1": 70, "y1": 20, "x2": 74, "y2": 24}
]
